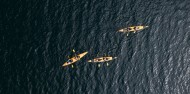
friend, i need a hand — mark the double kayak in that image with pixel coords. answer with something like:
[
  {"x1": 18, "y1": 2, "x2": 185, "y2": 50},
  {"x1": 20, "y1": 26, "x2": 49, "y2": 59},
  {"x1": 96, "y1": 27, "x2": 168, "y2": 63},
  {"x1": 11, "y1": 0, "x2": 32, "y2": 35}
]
[
  {"x1": 118, "y1": 26, "x2": 148, "y2": 32},
  {"x1": 62, "y1": 52, "x2": 88, "y2": 67},
  {"x1": 88, "y1": 56, "x2": 117, "y2": 63}
]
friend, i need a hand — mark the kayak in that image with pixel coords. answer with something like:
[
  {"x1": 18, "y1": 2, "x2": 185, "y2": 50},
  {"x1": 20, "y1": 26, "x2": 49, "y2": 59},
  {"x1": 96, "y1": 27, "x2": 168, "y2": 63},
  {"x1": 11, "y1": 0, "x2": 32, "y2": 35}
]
[
  {"x1": 62, "y1": 52, "x2": 88, "y2": 67},
  {"x1": 118, "y1": 26, "x2": 148, "y2": 32},
  {"x1": 88, "y1": 56, "x2": 117, "y2": 63}
]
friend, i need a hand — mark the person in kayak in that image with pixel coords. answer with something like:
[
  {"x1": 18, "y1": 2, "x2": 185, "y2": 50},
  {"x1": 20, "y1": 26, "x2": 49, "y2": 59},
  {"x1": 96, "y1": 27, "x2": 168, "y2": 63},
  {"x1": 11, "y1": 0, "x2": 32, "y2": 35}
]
[
  {"x1": 75, "y1": 55, "x2": 80, "y2": 60},
  {"x1": 103, "y1": 57, "x2": 109, "y2": 61},
  {"x1": 94, "y1": 58, "x2": 103, "y2": 62},
  {"x1": 67, "y1": 59, "x2": 73, "y2": 64},
  {"x1": 127, "y1": 27, "x2": 133, "y2": 31}
]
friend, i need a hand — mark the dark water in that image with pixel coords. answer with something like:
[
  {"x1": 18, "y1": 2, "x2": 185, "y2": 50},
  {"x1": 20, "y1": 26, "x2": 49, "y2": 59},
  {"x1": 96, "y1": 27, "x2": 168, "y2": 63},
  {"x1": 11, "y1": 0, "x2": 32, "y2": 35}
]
[{"x1": 1, "y1": 0, "x2": 190, "y2": 94}]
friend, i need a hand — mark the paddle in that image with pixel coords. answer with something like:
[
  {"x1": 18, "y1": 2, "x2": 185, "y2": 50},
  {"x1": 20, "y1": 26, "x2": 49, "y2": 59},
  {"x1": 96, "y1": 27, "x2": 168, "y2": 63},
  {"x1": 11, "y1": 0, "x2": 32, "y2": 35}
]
[
  {"x1": 98, "y1": 64, "x2": 101, "y2": 67},
  {"x1": 71, "y1": 65, "x2": 74, "y2": 68},
  {"x1": 134, "y1": 30, "x2": 136, "y2": 33},
  {"x1": 72, "y1": 49, "x2": 79, "y2": 60},
  {"x1": 127, "y1": 33, "x2": 129, "y2": 36},
  {"x1": 72, "y1": 49, "x2": 75, "y2": 53},
  {"x1": 106, "y1": 63, "x2": 109, "y2": 66}
]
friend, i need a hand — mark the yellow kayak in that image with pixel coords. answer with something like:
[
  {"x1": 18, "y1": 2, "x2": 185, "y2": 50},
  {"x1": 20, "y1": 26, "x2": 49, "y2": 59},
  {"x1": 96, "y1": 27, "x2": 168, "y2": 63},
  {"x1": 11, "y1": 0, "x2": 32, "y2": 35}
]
[
  {"x1": 88, "y1": 56, "x2": 117, "y2": 63},
  {"x1": 62, "y1": 52, "x2": 88, "y2": 67},
  {"x1": 118, "y1": 26, "x2": 148, "y2": 32}
]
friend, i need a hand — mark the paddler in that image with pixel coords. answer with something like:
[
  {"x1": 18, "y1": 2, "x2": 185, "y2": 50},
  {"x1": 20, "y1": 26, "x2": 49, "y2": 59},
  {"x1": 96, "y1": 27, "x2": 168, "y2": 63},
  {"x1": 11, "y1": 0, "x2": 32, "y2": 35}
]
[
  {"x1": 67, "y1": 59, "x2": 73, "y2": 64},
  {"x1": 75, "y1": 55, "x2": 80, "y2": 60},
  {"x1": 103, "y1": 57, "x2": 109, "y2": 61},
  {"x1": 127, "y1": 27, "x2": 133, "y2": 31}
]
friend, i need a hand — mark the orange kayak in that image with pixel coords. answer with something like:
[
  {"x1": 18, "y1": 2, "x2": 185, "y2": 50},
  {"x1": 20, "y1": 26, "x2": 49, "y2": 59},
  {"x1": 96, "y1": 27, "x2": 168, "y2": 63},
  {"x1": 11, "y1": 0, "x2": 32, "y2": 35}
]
[
  {"x1": 62, "y1": 52, "x2": 88, "y2": 67},
  {"x1": 118, "y1": 26, "x2": 148, "y2": 32},
  {"x1": 88, "y1": 56, "x2": 117, "y2": 63}
]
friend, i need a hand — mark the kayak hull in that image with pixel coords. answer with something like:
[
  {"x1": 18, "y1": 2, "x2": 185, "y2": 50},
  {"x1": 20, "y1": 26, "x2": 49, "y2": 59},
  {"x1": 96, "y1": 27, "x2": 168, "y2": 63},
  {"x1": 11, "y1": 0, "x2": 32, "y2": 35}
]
[
  {"x1": 118, "y1": 26, "x2": 148, "y2": 32},
  {"x1": 88, "y1": 57, "x2": 117, "y2": 63},
  {"x1": 63, "y1": 52, "x2": 88, "y2": 67}
]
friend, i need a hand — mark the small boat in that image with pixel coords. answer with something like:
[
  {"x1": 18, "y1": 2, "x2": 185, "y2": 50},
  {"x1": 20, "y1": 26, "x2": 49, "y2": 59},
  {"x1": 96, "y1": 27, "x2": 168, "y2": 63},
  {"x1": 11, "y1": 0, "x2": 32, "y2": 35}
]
[
  {"x1": 62, "y1": 52, "x2": 88, "y2": 67},
  {"x1": 88, "y1": 56, "x2": 117, "y2": 63},
  {"x1": 118, "y1": 26, "x2": 148, "y2": 33}
]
